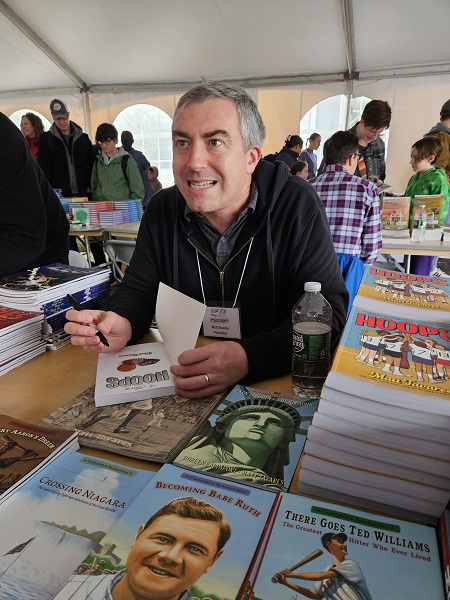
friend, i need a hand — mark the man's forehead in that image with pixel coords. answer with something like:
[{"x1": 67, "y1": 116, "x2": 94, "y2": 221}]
[{"x1": 174, "y1": 98, "x2": 240, "y2": 130}]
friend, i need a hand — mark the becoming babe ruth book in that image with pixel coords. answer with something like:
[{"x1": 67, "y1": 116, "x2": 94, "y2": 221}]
[
  {"x1": 53, "y1": 463, "x2": 277, "y2": 600},
  {"x1": 94, "y1": 282, "x2": 206, "y2": 406},
  {"x1": 173, "y1": 384, "x2": 318, "y2": 492},
  {"x1": 0, "y1": 449, "x2": 154, "y2": 600},
  {"x1": 326, "y1": 305, "x2": 450, "y2": 415},
  {"x1": 39, "y1": 384, "x2": 223, "y2": 463},
  {"x1": 353, "y1": 265, "x2": 450, "y2": 322},
  {"x1": 247, "y1": 492, "x2": 445, "y2": 600}
]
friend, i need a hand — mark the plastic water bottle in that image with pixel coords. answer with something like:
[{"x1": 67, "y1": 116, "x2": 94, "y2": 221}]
[{"x1": 292, "y1": 282, "x2": 333, "y2": 398}]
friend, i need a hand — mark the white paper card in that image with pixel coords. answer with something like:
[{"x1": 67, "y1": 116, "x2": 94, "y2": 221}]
[{"x1": 155, "y1": 283, "x2": 206, "y2": 363}]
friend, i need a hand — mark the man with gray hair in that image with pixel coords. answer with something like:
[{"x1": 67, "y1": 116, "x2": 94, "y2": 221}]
[{"x1": 65, "y1": 83, "x2": 348, "y2": 397}]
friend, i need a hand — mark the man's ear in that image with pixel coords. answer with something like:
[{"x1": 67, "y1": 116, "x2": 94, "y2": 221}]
[
  {"x1": 247, "y1": 146, "x2": 262, "y2": 174},
  {"x1": 210, "y1": 548, "x2": 224, "y2": 568},
  {"x1": 132, "y1": 524, "x2": 146, "y2": 545}
]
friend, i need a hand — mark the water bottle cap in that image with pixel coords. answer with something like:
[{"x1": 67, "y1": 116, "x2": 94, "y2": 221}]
[{"x1": 304, "y1": 281, "x2": 321, "y2": 292}]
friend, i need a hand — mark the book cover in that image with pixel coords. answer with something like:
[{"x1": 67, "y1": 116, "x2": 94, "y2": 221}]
[
  {"x1": 38, "y1": 385, "x2": 223, "y2": 463},
  {"x1": 0, "y1": 264, "x2": 108, "y2": 294},
  {"x1": 381, "y1": 196, "x2": 410, "y2": 235},
  {"x1": 53, "y1": 463, "x2": 277, "y2": 600},
  {"x1": 94, "y1": 342, "x2": 176, "y2": 406},
  {"x1": 354, "y1": 265, "x2": 450, "y2": 319},
  {"x1": 415, "y1": 194, "x2": 445, "y2": 228},
  {"x1": 327, "y1": 306, "x2": 450, "y2": 414},
  {"x1": 174, "y1": 384, "x2": 318, "y2": 492},
  {"x1": 0, "y1": 305, "x2": 43, "y2": 331},
  {"x1": 249, "y1": 492, "x2": 445, "y2": 599},
  {"x1": 0, "y1": 415, "x2": 77, "y2": 496},
  {"x1": 0, "y1": 449, "x2": 155, "y2": 599}
]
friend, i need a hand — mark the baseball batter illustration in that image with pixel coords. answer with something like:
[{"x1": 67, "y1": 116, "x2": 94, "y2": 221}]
[{"x1": 275, "y1": 532, "x2": 372, "y2": 599}]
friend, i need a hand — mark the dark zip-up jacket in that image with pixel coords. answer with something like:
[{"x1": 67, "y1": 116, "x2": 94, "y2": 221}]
[
  {"x1": 108, "y1": 160, "x2": 348, "y2": 383},
  {"x1": 38, "y1": 121, "x2": 96, "y2": 197}
]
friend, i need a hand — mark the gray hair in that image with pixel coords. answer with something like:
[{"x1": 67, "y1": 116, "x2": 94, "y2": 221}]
[{"x1": 174, "y1": 82, "x2": 266, "y2": 151}]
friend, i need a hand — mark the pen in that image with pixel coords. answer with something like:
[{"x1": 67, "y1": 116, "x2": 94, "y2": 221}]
[{"x1": 66, "y1": 293, "x2": 109, "y2": 347}]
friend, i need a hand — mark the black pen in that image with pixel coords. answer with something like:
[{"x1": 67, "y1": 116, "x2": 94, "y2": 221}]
[{"x1": 66, "y1": 293, "x2": 109, "y2": 347}]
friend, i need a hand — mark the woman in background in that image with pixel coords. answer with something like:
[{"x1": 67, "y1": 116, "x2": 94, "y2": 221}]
[
  {"x1": 299, "y1": 132, "x2": 321, "y2": 178},
  {"x1": 275, "y1": 135, "x2": 303, "y2": 168},
  {"x1": 20, "y1": 112, "x2": 44, "y2": 159}
]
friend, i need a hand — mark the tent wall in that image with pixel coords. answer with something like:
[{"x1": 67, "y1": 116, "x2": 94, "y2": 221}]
[{"x1": 2, "y1": 73, "x2": 450, "y2": 193}]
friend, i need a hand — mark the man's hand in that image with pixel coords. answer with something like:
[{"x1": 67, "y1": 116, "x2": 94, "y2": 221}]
[
  {"x1": 64, "y1": 309, "x2": 132, "y2": 353},
  {"x1": 170, "y1": 341, "x2": 249, "y2": 398}
]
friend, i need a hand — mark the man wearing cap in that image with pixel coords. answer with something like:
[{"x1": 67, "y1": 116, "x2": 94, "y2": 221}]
[
  {"x1": 426, "y1": 99, "x2": 450, "y2": 184},
  {"x1": 278, "y1": 532, "x2": 372, "y2": 599},
  {"x1": 38, "y1": 99, "x2": 96, "y2": 200}
]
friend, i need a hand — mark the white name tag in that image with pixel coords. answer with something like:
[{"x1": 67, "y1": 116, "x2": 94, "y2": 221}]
[{"x1": 203, "y1": 306, "x2": 242, "y2": 339}]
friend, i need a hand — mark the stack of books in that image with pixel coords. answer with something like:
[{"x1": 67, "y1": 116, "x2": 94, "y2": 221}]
[
  {"x1": 296, "y1": 265, "x2": 450, "y2": 522},
  {"x1": 82, "y1": 201, "x2": 115, "y2": 228},
  {"x1": 114, "y1": 199, "x2": 143, "y2": 221},
  {"x1": 0, "y1": 264, "x2": 110, "y2": 350},
  {"x1": 0, "y1": 305, "x2": 46, "y2": 375},
  {"x1": 98, "y1": 209, "x2": 129, "y2": 227}
]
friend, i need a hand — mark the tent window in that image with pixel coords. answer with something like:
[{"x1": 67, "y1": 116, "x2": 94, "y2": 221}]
[
  {"x1": 300, "y1": 95, "x2": 388, "y2": 168},
  {"x1": 114, "y1": 104, "x2": 173, "y2": 189}
]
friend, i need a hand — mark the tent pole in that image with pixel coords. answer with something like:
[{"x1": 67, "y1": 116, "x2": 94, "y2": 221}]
[
  {"x1": 345, "y1": 78, "x2": 354, "y2": 130},
  {"x1": 81, "y1": 91, "x2": 91, "y2": 140}
]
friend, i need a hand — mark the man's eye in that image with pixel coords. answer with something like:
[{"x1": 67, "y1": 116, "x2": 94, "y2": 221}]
[
  {"x1": 175, "y1": 140, "x2": 188, "y2": 148},
  {"x1": 188, "y1": 545, "x2": 205, "y2": 555},
  {"x1": 209, "y1": 139, "x2": 222, "y2": 147}
]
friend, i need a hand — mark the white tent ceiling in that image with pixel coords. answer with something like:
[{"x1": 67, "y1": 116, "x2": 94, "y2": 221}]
[
  {"x1": 1, "y1": 0, "x2": 450, "y2": 95},
  {"x1": 1, "y1": 0, "x2": 450, "y2": 192}
]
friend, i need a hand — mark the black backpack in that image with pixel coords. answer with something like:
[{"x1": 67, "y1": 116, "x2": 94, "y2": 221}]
[{"x1": 263, "y1": 152, "x2": 278, "y2": 163}]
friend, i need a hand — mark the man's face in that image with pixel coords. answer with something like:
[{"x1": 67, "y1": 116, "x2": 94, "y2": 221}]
[
  {"x1": 99, "y1": 138, "x2": 118, "y2": 157},
  {"x1": 359, "y1": 119, "x2": 385, "y2": 146},
  {"x1": 54, "y1": 116, "x2": 70, "y2": 135},
  {"x1": 125, "y1": 514, "x2": 222, "y2": 600},
  {"x1": 172, "y1": 98, "x2": 261, "y2": 226},
  {"x1": 225, "y1": 411, "x2": 286, "y2": 450},
  {"x1": 327, "y1": 536, "x2": 348, "y2": 559}
]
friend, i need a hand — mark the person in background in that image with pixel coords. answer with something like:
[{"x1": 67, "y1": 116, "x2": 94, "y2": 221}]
[
  {"x1": 405, "y1": 137, "x2": 450, "y2": 277},
  {"x1": 120, "y1": 130, "x2": 154, "y2": 208},
  {"x1": 298, "y1": 132, "x2": 321, "y2": 178},
  {"x1": 38, "y1": 99, "x2": 96, "y2": 199},
  {"x1": 426, "y1": 99, "x2": 450, "y2": 184},
  {"x1": 311, "y1": 130, "x2": 382, "y2": 309},
  {"x1": 318, "y1": 100, "x2": 391, "y2": 182},
  {"x1": 20, "y1": 112, "x2": 44, "y2": 159},
  {"x1": 147, "y1": 165, "x2": 163, "y2": 194},
  {"x1": 0, "y1": 112, "x2": 69, "y2": 277},
  {"x1": 275, "y1": 135, "x2": 303, "y2": 167},
  {"x1": 65, "y1": 83, "x2": 348, "y2": 399},
  {"x1": 37, "y1": 99, "x2": 100, "y2": 262},
  {"x1": 91, "y1": 123, "x2": 144, "y2": 202},
  {"x1": 291, "y1": 160, "x2": 309, "y2": 180}
]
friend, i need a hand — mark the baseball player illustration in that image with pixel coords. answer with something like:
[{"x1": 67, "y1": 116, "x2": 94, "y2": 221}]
[{"x1": 275, "y1": 532, "x2": 372, "y2": 599}]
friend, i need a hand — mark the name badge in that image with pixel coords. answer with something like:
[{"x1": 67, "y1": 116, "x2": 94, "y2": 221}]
[{"x1": 203, "y1": 304, "x2": 242, "y2": 339}]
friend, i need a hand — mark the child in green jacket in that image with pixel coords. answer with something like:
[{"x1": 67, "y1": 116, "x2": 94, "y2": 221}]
[{"x1": 405, "y1": 137, "x2": 450, "y2": 276}]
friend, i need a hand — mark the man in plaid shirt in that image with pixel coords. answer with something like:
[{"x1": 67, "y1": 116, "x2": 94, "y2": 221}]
[
  {"x1": 310, "y1": 131, "x2": 382, "y2": 306},
  {"x1": 311, "y1": 130, "x2": 382, "y2": 264}
]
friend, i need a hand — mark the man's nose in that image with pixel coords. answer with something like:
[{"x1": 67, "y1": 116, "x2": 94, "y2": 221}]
[
  {"x1": 187, "y1": 143, "x2": 208, "y2": 172},
  {"x1": 158, "y1": 544, "x2": 183, "y2": 565}
]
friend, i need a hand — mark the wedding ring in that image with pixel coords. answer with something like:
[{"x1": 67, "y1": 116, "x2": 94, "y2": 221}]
[{"x1": 203, "y1": 373, "x2": 210, "y2": 387}]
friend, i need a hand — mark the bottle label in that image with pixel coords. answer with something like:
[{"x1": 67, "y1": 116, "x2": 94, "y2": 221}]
[{"x1": 293, "y1": 323, "x2": 331, "y2": 361}]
